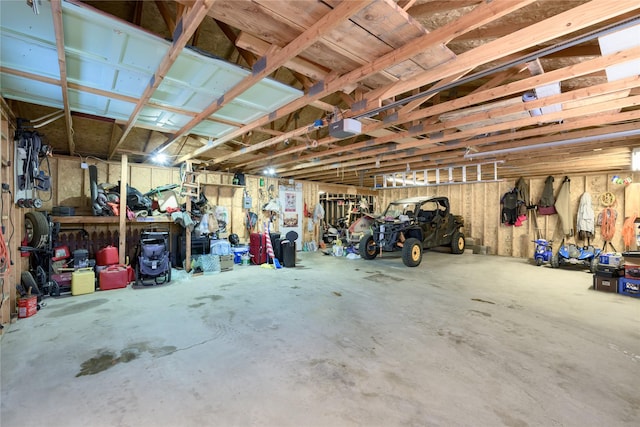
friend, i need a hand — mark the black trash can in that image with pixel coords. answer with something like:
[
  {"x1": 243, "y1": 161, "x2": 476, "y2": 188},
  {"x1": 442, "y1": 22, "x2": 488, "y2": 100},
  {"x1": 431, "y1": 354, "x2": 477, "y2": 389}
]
[{"x1": 282, "y1": 231, "x2": 298, "y2": 267}]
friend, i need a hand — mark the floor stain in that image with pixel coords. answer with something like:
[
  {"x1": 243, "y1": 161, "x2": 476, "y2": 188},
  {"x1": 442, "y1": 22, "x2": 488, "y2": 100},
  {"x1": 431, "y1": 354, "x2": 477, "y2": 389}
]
[
  {"x1": 333, "y1": 291, "x2": 342, "y2": 297},
  {"x1": 197, "y1": 295, "x2": 223, "y2": 302},
  {"x1": 365, "y1": 273, "x2": 402, "y2": 284},
  {"x1": 291, "y1": 285, "x2": 300, "y2": 289},
  {"x1": 48, "y1": 299, "x2": 109, "y2": 317},
  {"x1": 471, "y1": 298, "x2": 495, "y2": 304},
  {"x1": 468, "y1": 309, "x2": 492, "y2": 317},
  {"x1": 76, "y1": 342, "x2": 177, "y2": 377},
  {"x1": 189, "y1": 302, "x2": 206, "y2": 308}
]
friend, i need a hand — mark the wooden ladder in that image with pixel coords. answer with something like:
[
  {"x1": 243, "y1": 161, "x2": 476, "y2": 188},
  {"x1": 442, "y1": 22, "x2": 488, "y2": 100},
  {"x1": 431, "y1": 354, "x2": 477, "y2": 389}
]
[{"x1": 180, "y1": 161, "x2": 200, "y2": 198}]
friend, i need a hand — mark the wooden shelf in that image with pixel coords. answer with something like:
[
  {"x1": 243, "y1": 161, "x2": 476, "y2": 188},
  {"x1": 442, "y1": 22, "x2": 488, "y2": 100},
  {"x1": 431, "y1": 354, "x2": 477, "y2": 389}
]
[
  {"x1": 52, "y1": 216, "x2": 173, "y2": 224},
  {"x1": 200, "y1": 183, "x2": 244, "y2": 188}
]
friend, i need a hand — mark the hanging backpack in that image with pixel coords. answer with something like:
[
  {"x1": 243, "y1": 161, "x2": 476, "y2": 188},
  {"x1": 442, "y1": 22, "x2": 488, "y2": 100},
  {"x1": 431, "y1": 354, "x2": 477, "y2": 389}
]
[
  {"x1": 538, "y1": 176, "x2": 557, "y2": 215},
  {"x1": 501, "y1": 188, "x2": 519, "y2": 226}
]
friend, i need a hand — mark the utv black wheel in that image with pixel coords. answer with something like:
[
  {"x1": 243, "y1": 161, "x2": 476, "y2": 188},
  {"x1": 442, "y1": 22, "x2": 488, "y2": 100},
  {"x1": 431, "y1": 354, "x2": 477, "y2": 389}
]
[
  {"x1": 535, "y1": 258, "x2": 543, "y2": 266},
  {"x1": 589, "y1": 257, "x2": 599, "y2": 273},
  {"x1": 550, "y1": 253, "x2": 559, "y2": 268},
  {"x1": 359, "y1": 235, "x2": 378, "y2": 260},
  {"x1": 451, "y1": 231, "x2": 465, "y2": 254},
  {"x1": 402, "y1": 238, "x2": 422, "y2": 267},
  {"x1": 24, "y1": 211, "x2": 49, "y2": 249}
]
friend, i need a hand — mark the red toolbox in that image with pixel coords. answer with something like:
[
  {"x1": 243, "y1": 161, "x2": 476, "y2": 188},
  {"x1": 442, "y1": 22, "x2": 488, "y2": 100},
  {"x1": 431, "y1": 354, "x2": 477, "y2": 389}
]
[{"x1": 99, "y1": 264, "x2": 129, "y2": 290}]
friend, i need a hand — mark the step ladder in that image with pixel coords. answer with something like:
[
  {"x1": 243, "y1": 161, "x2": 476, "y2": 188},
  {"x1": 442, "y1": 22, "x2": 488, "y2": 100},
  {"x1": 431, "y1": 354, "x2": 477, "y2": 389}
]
[{"x1": 179, "y1": 162, "x2": 200, "y2": 198}]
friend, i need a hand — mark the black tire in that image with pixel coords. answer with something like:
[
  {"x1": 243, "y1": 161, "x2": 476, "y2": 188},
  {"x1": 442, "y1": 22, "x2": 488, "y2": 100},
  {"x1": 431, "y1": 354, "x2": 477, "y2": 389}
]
[
  {"x1": 402, "y1": 237, "x2": 423, "y2": 267},
  {"x1": 24, "y1": 211, "x2": 49, "y2": 249},
  {"x1": 359, "y1": 234, "x2": 378, "y2": 260},
  {"x1": 550, "y1": 253, "x2": 559, "y2": 268},
  {"x1": 135, "y1": 264, "x2": 142, "y2": 286},
  {"x1": 168, "y1": 266, "x2": 172, "y2": 283},
  {"x1": 451, "y1": 231, "x2": 465, "y2": 254},
  {"x1": 589, "y1": 257, "x2": 599, "y2": 273},
  {"x1": 20, "y1": 271, "x2": 42, "y2": 297},
  {"x1": 535, "y1": 258, "x2": 543, "y2": 266}
]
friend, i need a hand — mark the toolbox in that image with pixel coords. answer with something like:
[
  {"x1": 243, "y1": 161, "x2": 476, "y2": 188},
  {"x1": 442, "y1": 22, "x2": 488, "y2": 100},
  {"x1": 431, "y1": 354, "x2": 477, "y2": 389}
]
[
  {"x1": 72, "y1": 268, "x2": 95, "y2": 296},
  {"x1": 99, "y1": 264, "x2": 129, "y2": 290},
  {"x1": 624, "y1": 265, "x2": 640, "y2": 279},
  {"x1": 598, "y1": 253, "x2": 623, "y2": 267},
  {"x1": 618, "y1": 277, "x2": 640, "y2": 298},
  {"x1": 592, "y1": 275, "x2": 618, "y2": 293}
]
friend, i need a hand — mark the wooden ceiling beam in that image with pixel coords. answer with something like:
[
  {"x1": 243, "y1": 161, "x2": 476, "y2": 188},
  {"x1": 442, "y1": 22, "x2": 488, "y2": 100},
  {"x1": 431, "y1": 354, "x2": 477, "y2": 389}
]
[
  {"x1": 50, "y1": 0, "x2": 75, "y2": 155},
  {"x1": 178, "y1": 0, "x2": 536, "y2": 165},
  {"x1": 366, "y1": 0, "x2": 640, "y2": 106},
  {"x1": 108, "y1": 0, "x2": 217, "y2": 159},
  {"x1": 157, "y1": 0, "x2": 370, "y2": 157}
]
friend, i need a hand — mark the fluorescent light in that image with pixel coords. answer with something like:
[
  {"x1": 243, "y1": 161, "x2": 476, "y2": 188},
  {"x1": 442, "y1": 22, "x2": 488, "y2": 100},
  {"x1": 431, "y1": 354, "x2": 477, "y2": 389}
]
[
  {"x1": 466, "y1": 128, "x2": 640, "y2": 159},
  {"x1": 632, "y1": 147, "x2": 640, "y2": 171}
]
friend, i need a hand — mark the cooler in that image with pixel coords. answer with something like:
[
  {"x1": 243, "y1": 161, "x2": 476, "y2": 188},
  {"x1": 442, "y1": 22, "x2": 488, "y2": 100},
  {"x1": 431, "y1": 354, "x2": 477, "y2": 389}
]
[
  {"x1": 618, "y1": 277, "x2": 640, "y2": 298},
  {"x1": 99, "y1": 264, "x2": 129, "y2": 290},
  {"x1": 72, "y1": 268, "x2": 95, "y2": 296}
]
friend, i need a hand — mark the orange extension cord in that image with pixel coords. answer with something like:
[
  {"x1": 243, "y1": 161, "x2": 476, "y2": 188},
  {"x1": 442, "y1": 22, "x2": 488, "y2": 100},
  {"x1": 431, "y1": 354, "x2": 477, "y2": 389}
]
[
  {"x1": 600, "y1": 208, "x2": 616, "y2": 242},
  {"x1": 622, "y1": 214, "x2": 638, "y2": 249},
  {"x1": 0, "y1": 228, "x2": 10, "y2": 278}
]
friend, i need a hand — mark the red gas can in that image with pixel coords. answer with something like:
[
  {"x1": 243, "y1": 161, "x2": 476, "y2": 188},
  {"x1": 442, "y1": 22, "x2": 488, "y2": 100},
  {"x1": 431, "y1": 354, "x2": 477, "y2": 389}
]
[
  {"x1": 96, "y1": 246, "x2": 119, "y2": 266},
  {"x1": 99, "y1": 264, "x2": 129, "y2": 290}
]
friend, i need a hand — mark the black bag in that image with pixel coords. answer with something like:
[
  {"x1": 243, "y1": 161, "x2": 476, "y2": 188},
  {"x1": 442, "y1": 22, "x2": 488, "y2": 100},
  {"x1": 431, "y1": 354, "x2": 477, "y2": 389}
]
[{"x1": 233, "y1": 172, "x2": 245, "y2": 186}]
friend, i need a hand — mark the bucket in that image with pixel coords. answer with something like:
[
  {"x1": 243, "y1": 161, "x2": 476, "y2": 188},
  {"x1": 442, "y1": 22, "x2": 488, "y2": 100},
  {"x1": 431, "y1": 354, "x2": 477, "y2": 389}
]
[
  {"x1": 18, "y1": 295, "x2": 37, "y2": 318},
  {"x1": 241, "y1": 252, "x2": 251, "y2": 266}
]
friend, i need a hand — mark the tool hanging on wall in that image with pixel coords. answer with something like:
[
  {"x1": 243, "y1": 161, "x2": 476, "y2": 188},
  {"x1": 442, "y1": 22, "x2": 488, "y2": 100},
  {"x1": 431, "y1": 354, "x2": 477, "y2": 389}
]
[{"x1": 14, "y1": 119, "x2": 52, "y2": 208}]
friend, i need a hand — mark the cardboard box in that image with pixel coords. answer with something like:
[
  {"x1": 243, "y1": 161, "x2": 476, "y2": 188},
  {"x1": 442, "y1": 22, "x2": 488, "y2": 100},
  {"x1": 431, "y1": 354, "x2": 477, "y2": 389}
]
[
  {"x1": 622, "y1": 251, "x2": 640, "y2": 267},
  {"x1": 618, "y1": 277, "x2": 640, "y2": 298},
  {"x1": 220, "y1": 254, "x2": 234, "y2": 272},
  {"x1": 593, "y1": 275, "x2": 618, "y2": 293}
]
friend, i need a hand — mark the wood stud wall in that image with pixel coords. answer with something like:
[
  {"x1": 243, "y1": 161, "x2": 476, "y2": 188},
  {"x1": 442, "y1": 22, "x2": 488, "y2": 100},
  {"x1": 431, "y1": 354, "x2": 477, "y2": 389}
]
[{"x1": 379, "y1": 173, "x2": 639, "y2": 258}]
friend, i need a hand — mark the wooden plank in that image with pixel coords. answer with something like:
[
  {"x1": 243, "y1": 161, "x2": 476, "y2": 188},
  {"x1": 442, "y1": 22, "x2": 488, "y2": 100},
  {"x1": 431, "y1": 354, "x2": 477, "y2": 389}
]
[
  {"x1": 176, "y1": 0, "x2": 535, "y2": 164},
  {"x1": 119, "y1": 154, "x2": 128, "y2": 265},
  {"x1": 369, "y1": 0, "x2": 640, "y2": 102},
  {"x1": 50, "y1": 0, "x2": 75, "y2": 155},
  {"x1": 109, "y1": 0, "x2": 217, "y2": 159},
  {"x1": 157, "y1": 0, "x2": 370, "y2": 155}
]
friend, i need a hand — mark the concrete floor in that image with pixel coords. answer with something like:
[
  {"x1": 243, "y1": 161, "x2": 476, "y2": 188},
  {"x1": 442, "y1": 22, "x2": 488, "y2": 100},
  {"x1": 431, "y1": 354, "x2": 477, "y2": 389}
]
[{"x1": 1, "y1": 251, "x2": 639, "y2": 427}]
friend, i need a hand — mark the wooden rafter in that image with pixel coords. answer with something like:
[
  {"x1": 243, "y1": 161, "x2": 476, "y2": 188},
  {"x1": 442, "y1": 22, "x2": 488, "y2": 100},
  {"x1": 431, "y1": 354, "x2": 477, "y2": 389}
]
[
  {"x1": 177, "y1": 0, "x2": 535, "y2": 164},
  {"x1": 50, "y1": 0, "x2": 75, "y2": 155},
  {"x1": 157, "y1": 0, "x2": 371, "y2": 156},
  {"x1": 108, "y1": 0, "x2": 217, "y2": 159}
]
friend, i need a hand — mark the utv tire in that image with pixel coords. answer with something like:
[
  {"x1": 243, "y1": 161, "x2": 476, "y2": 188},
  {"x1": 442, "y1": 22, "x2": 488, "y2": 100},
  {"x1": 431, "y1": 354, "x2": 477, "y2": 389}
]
[
  {"x1": 550, "y1": 253, "x2": 559, "y2": 268},
  {"x1": 402, "y1": 238, "x2": 423, "y2": 267},
  {"x1": 359, "y1": 235, "x2": 378, "y2": 260},
  {"x1": 451, "y1": 231, "x2": 465, "y2": 254},
  {"x1": 589, "y1": 257, "x2": 599, "y2": 274},
  {"x1": 24, "y1": 211, "x2": 49, "y2": 249},
  {"x1": 535, "y1": 258, "x2": 543, "y2": 266}
]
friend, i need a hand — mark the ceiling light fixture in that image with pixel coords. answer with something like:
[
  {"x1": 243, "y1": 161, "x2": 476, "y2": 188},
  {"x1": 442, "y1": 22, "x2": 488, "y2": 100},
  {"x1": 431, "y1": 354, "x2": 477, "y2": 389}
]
[
  {"x1": 151, "y1": 152, "x2": 168, "y2": 164},
  {"x1": 632, "y1": 148, "x2": 640, "y2": 171}
]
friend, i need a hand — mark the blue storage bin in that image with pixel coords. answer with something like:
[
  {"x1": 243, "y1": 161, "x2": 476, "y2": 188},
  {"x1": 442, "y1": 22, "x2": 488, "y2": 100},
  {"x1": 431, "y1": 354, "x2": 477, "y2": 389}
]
[{"x1": 618, "y1": 277, "x2": 640, "y2": 298}]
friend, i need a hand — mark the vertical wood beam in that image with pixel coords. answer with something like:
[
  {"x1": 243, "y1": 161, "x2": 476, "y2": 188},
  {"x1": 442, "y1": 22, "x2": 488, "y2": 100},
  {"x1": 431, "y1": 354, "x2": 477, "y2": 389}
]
[
  {"x1": 119, "y1": 154, "x2": 128, "y2": 265},
  {"x1": 50, "y1": 0, "x2": 75, "y2": 155}
]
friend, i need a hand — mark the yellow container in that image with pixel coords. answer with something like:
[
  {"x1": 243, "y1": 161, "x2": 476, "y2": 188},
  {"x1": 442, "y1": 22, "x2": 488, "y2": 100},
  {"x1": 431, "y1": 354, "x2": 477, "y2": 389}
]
[{"x1": 72, "y1": 268, "x2": 95, "y2": 296}]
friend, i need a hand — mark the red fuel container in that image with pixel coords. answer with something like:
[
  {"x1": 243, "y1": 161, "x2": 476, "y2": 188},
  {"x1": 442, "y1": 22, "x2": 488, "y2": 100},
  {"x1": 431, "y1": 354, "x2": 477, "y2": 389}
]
[
  {"x1": 99, "y1": 264, "x2": 129, "y2": 291},
  {"x1": 96, "y1": 245, "x2": 119, "y2": 266}
]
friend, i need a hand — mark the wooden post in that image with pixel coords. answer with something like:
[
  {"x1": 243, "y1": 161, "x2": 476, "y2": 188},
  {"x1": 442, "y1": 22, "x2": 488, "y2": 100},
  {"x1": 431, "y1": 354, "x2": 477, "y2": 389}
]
[{"x1": 118, "y1": 154, "x2": 128, "y2": 265}]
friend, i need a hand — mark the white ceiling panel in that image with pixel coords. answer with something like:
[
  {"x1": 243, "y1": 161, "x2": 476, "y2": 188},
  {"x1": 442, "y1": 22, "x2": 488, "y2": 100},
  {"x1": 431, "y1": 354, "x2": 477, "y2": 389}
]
[
  {"x1": 0, "y1": 74, "x2": 62, "y2": 108},
  {"x1": 192, "y1": 121, "x2": 239, "y2": 139},
  {"x1": 0, "y1": 0, "x2": 302, "y2": 142},
  {"x1": 0, "y1": 32, "x2": 59, "y2": 79}
]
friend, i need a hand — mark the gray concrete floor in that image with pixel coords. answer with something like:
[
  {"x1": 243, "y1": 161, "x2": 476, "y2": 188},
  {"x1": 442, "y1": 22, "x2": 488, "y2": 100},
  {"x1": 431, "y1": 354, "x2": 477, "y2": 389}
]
[{"x1": 1, "y1": 251, "x2": 639, "y2": 427}]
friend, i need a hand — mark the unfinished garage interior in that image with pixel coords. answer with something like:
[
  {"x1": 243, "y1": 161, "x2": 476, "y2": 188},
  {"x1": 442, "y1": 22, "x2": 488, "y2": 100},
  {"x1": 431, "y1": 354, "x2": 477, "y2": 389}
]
[{"x1": 1, "y1": 0, "x2": 640, "y2": 425}]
